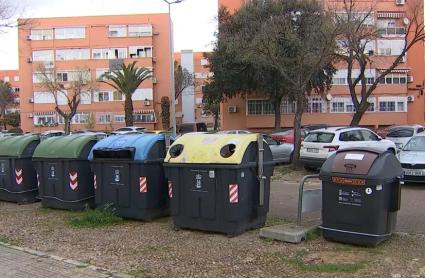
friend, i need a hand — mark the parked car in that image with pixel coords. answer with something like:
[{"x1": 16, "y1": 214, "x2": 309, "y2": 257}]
[
  {"x1": 72, "y1": 130, "x2": 108, "y2": 140},
  {"x1": 398, "y1": 133, "x2": 425, "y2": 183},
  {"x1": 217, "y1": 130, "x2": 251, "y2": 135},
  {"x1": 177, "y1": 122, "x2": 208, "y2": 135},
  {"x1": 263, "y1": 134, "x2": 293, "y2": 164},
  {"x1": 300, "y1": 127, "x2": 396, "y2": 170},
  {"x1": 40, "y1": 130, "x2": 65, "y2": 140},
  {"x1": 112, "y1": 126, "x2": 147, "y2": 135},
  {"x1": 375, "y1": 125, "x2": 395, "y2": 139},
  {"x1": 270, "y1": 128, "x2": 308, "y2": 144},
  {"x1": 302, "y1": 124, "x2": 329, "y2": 132},
  {"x1": 386, "y1": 125, "x2": 424, "y2": 150}
]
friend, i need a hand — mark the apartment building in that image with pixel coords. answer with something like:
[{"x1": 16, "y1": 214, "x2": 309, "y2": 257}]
[
  {"x1": 218, "y1": 0, "x2": 425, "y2": 131},
  {"x1": 18, "y1": 14, "x2": 172, "y2": 133},
  {"x1": 0, "y1": 70, "x2": 20, "y2": 113},
  {"x1": 174, "y1": 50, "x2": 214, "y2": 127}
]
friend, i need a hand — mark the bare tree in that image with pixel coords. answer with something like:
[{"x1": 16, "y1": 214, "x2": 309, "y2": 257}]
[
  {"x1": 1, "y1": 0, "x2": 30, "y2": 32},
  {"x1": 37, "y1": 64, "x2": 97, "y2": 134},
  {"x1": 174, "y1": 60, "x2": 195, "y2": 100},
  {"x1": 334, "y1": 0, "x2": 425, "y2": 126}
]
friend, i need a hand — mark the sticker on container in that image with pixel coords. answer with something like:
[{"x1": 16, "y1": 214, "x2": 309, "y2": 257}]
[
  {"x1": 202, "y1": 137, "x2": 218, "y2": 144},
  {"x1": 241, "y1": 171, "x2": 245, "y2": 178},
  {"x1": 111, "y1": 138, "x2": 127, "y2": 148},
  {"x1": 365, "y1": 187, "x2": 372, "y2": 195},
  {"x1": 344, "y1": 153, "x2": 365, "y2": 160},
  {"x1": 195, "y1": 174, "x2": 202, "y2": 189},
  {"x1": 376, "y1": 185, "x2": 382, "y2": 191},
  {"x1": 209, "y1": 170, "x2": 215, "y2": 179}
]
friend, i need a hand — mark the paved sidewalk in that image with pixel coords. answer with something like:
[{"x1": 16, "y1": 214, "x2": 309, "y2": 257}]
[{"x1": 0, "y1": 244, "x2": 128, "y2": 278}]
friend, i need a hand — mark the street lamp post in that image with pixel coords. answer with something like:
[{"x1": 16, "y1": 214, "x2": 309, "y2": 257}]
[{"x1": 162, "y1": 0, "x2": 184, "y2": 137}]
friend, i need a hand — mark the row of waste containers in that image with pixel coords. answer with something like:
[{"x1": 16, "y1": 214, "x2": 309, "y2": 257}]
[{"x1": 0, "y1": 133, "x2": 402, "y2": 246}]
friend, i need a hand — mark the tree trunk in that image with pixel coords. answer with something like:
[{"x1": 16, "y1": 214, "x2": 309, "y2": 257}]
[
  {"x1": 213, "y1": 109, "x2": 219, "y2": 131},
  {"x1": 2, "y1": 111, "x2": 6, "y2": 130},
  {"x1": 64, "y1": 117, "x2": 71, "y2": 135},
  {"x1": 349, "y1": 103, "x2": 368, "y2": 126},
  {"x1": 292, "y1": 94, "x2": 305, "y2": 169},
  {"x1": 124, "y1": 94, "x2": 134, "y2": 127},
  {"x1": 273, "y1": 100, "x2": 282, "y2": 130}
]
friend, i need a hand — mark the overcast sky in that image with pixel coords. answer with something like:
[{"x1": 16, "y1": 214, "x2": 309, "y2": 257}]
[{"x1": 0, "y1": 0, "x2": 218, "y2": 70}]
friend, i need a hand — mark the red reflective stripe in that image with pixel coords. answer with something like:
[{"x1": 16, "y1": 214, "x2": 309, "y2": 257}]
[
  {"x1": 15, "y1": 168, "x2": 23, "y2": 185},
  {"x1": 168, "y1": 181, "x2": 173, "y2": 198},
  {"x1": 229, "y1": 184, "x2": 238, "y2": 203},
  {"x1": 69, "y1": 171, "x2": 78, "y2": 191},
  {"x1": 139, "y1": 176, "x2": 148, "y2": 193}
]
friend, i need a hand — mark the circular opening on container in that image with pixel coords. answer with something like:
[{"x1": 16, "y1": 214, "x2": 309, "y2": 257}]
[
  {"x1": 220, "y1": 144, "x2": 236, "y2": 158},
  {"x1": 169, "y1": 144, "x2": 184, "y2": 158}
]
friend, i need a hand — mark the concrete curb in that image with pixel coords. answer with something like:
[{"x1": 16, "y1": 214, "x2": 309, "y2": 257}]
[
  {"x1": 259, "y1": 223, "x2": 318, "y2": 243},
  {"x1": 0, "y1": 241, "x2": 133, "y2": 278}
]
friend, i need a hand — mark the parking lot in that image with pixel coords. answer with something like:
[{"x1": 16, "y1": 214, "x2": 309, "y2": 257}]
[{"x1": 268, "y1": 180, "x2": 425, "y2": 234}]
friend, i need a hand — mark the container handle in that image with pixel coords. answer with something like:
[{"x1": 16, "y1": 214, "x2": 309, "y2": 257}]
[{"x1": 257, "y1": 134, "x2": 265, "y2": 206}]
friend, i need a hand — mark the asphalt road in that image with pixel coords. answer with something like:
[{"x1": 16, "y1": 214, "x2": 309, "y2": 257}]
[{"x1": 268, "y1": 180, "x2": 425, "y2": 234}]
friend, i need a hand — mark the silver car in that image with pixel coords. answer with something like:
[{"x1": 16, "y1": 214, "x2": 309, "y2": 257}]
[
  {"x1": 386, "y1": 125, "x2": 425, "y2": 150},
  {"x1": 263, "y1": 134, "x2": 293, "y2": 164},
  {"x1": 399, "y1": 133, "x2": 425, "y2": 183}
]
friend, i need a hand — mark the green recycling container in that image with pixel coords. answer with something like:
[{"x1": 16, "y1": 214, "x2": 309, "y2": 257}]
[
  {"x1": 0, "y1": 135, "x2": 40, "y2": 203},
  {"x1": 32, "y1": 134, "x2": 99, "y2": 210},
  {"x1": 164, "y1": 133, "x2": 274, "y2": 236}
]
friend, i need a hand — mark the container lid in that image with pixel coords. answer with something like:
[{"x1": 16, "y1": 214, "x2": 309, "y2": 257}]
[
  {"x1": 165, "y1": 133, "x2": 259, "y2": 164},
  {"x1": 0, "y1": 135, "x2": 40, "y2": 157},
  {"x1": 88, "y1": 133, "x2": 164, "y2": 161},
  {"x1": 331, "y1": 149, "x2": 379, "y2": 175},
  {"x1": 33, "y1": 134, "x2": 97, "y2": 159}
]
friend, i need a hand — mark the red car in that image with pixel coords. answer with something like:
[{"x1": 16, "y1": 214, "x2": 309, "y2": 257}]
[{"x1": 270, "y1": 129, "x2": 308, "y2": 144}]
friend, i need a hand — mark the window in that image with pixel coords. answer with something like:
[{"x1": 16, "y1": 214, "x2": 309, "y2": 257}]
[
  {"x1": 33, "y1": 92, "x2": 55, "y2": 104},
  {"x1": 108, "y1": 25, "x2": 127, "y2": 37},
  {"x1": 32, "y1": 50, "x2": 54, "y2": 62},
  {"x1": 13, "y1": 87, "x2": 19, "y2": 93},
  {"x1": 34, "y1": 115, "x2": 57, "y2": 126},
  {"x1": 132, "y1": 89, "x2": 153, "y2": 101},
  {"x1": 3, "y1": 76, "x2": 9, "y2": 82},
  {"x1": 31, "y1": 29, "x2": 53, "y2": 40},
  {"x1": 377, "y1": 40, "x2": 404, "y2": 56},
  {"x1": 80, "y1": 92, "x2": 91, "y2": 104},
  {"x1": 304, "y1": 132, "x2": 335, "y2": 143},
  {"x1": 14, "y1": 76, "x2": 19, "y2": 82},
  {"x1": 113, "y1": 91, "x2": 123, "y2": 101},
  {"x1": 200, "y1": 58, "x2": 209, "y2": 66},
  {"x1": 73, "y1": 112, "x2": 89, "y2": 124},
  {"x1": 56, "y1": 72, "x2": 68, "y2": 82},
  {"x1": 378, "y1": 97, "x2": 406, "y2": 112},
  {"x1": 306, "y1": 97, "x2": 325, "y2": 113},
  {"x1": 95, "y1": 69, "x2": 110, "y2": 81},
  {"x1": 98, "y1": 114, "x2": 111, "y2": 123},
  {"x1": 133, "y1": 113, "x2": 155, "y2": 123},
  {"x1": 378, "y1": 73, "x2": 407, "y2": 84},
  {"x1": 128, "y1": 25, "x2": 152, "y2": 37},
  {"x1": 56, "y1": 48, "x2": 90, "y2": 60},
  {"x1": 247, "y1": 100, "x2": 274, "y2": 115},
  {"x1": 361, "y1": 130, "x2": 379, "y2": 141},
  {"x1": 92, "y1": 48, "x2": 127, "y2": 59},
  {"x1": 98, "y1": 91, "x2": 110, "y2": 102},
  {"x1": 377, "y1": 19, "x2": 406, "y2": 36},
  {"x1": 281, "y1": 99, "x2": 296, "y2": 114},
  {"x1": 339, "y1": 130, "x2": 363, "y2": 142},
  {"x1": 114, "y1": 115, "x2": 125, "y2": 123},
  {"x1": 129, "y1": 46, "x2": 152, "y2": 58},
  {"x1": 330, "y1": 97, "x2": 375, "y2": 113},
  {"x1": 54, "y1": 27, "x2": 85, "y2": 39},
  {"x1": 336, "y1": 11, "x2": 374, "y2": 26},
  {"x1": 331, "y1": 100, "x2": 345, "y2": 113}
]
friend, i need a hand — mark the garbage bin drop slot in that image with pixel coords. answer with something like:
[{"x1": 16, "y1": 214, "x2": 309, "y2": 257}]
[
  {"x1": 169, "y1": 144, "x2": 184, "y2": 158},
  {"x1": 220, "y1": 144, "x2": 236, "y2": 158},
  {"x1": 93, "y1": 148, "x2": 135, "y2": 159}
]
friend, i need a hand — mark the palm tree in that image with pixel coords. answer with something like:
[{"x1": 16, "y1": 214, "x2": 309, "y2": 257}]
[{"x1": 101, "y1": 61, "x2": 152, "y2": 126}]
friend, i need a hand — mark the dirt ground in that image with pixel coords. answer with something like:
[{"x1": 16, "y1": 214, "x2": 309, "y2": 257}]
[{"x1": 0, "y1": 201, "x2": 424, "y2": 278}]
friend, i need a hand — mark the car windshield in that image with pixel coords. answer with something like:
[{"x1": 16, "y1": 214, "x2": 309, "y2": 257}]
[
  {"x1": 304, "y1": 132, "x2": 334, "y2": 143},
  {"x1": 387, "y1": 127, "x2": 414, "y2": 138},
  {"x1": 403, "y1": 136, "x2": 425, "y2": 151},
  {"x1": 273, "y1": 130, "x2": 292, "y2": 136}
]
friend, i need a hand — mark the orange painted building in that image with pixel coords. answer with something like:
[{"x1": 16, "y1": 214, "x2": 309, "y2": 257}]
[
  {"x1": 218, "y1": 0, "x2": 425, "y2": 131},
  {"x1": 0, "y1": 70, "x2": 20, "y2": 114},
  {"x1": 174, "y1": 50, "x2": 214, "y2": 127},
  {"x1": 18, "y1": 13, "x2": 172, "y2": 133}
]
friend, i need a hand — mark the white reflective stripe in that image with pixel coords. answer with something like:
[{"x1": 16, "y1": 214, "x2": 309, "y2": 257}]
[{"x1": 319, "y1": 226, "x2": 391, "y2": 237}]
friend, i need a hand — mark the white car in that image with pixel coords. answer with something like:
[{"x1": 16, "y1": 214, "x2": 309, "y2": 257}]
[
  {"x1": 217, "y1": 130, "x2": 251, "y2": 135},
  {"x1": 386, "y1": 125, "x2": 424, "y2": 150},
  {"x1": 112, "y1": 126, "x2": 147, "y2": 135},
  {"x1": 300, "y1": 127, "x2": 396, "y2": 169},
  {"x1": 398, "y1": 133, "x2": 425, "y2": 183}
]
